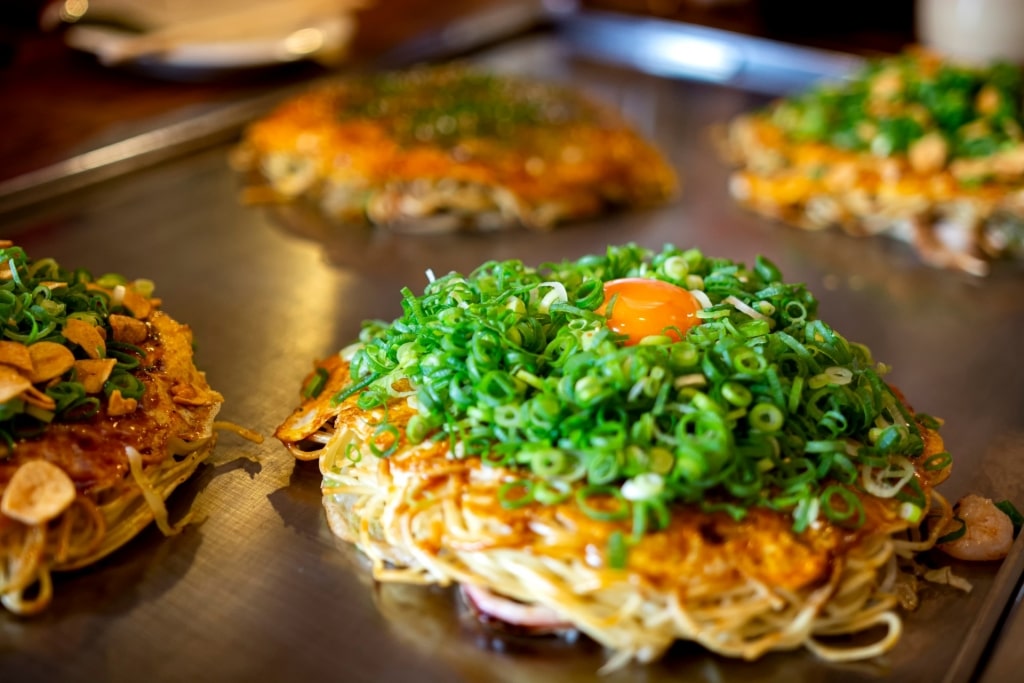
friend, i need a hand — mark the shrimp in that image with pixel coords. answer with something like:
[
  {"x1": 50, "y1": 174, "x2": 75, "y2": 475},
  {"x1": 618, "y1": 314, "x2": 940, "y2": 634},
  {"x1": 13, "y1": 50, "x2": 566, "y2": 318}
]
[
  {"x1": 938, "y1": 494, "x2": 1015, "y2": 562},
  {"x1": 460, "y1": 584, "x2": 573, "y2": 632}
]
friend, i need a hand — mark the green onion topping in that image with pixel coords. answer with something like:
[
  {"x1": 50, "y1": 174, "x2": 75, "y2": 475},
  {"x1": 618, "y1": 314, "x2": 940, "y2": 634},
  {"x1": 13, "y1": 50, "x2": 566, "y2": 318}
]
[
  {"x1": 767, "y1": 49, "x2": 1024, "y2": 182},
  {"x1": 336, "y1": 244, "x2": 939, "y2": 537},
  {"x1": 0, "y1": 245, "x2": 151, "y2": 456}
]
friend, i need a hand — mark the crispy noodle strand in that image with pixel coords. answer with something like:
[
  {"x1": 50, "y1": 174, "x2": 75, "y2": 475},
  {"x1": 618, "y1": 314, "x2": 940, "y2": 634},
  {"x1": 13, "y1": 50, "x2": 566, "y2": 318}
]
[
  {"x1": 0, "y1": 440, "x2": 214, "y2": 616},
  {"x1": 307, "y1": 410, "x2": 954, "y2": 672}
]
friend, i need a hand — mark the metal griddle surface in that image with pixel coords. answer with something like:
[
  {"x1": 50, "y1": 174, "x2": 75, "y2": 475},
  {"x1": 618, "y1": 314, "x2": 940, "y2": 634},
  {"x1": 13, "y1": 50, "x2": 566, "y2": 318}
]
[{"x1": 3, "y1": 24, "x2": 1024, "y2": 683}]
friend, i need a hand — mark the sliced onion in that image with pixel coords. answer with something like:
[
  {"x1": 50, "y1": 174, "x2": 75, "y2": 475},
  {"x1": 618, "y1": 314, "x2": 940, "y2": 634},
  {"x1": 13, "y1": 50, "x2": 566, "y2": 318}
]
[{"x1": 724, "y1": 295, "x2": 774, "y2": 326}]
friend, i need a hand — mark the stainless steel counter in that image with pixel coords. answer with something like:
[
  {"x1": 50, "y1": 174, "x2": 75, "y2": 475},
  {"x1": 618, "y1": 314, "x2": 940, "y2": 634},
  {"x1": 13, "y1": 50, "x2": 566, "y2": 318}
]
[{"x1": 2, "y1": 13, "x2": 1024, "y2": 683}]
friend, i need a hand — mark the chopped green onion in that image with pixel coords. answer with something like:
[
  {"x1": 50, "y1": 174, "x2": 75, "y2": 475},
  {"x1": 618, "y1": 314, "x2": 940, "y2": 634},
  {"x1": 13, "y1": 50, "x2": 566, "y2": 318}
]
[
  {"x1": 923, "y1": 451, "x2": 953, "y2": 471},
  {"x1": 302, "y1": 367, "x2": 330, "y2": 399},
  {"x1": 820, "y1": 485, "x2": 865, "y2": 527},
  {"x1": 749, "y1": 403, "x2": 784, "y2": 433},
  {"x1": 63, "y1": 397, "x2": 100, "y2": 421},
  {"x1": 498, "y1": 479, "x2": 535, "y2": 510},
  {"x1": 369, "y1": 423, "x2": 400, "y2": 458},
  {"x1": 621, "y1": 473, "x2": 664, "y2": 501},
  {"x1": 332, "y1": 371, "x2": 382, "y2": 406},
  {"x1": 607, "y1": 530, "x2": 629, "y2": 569},
  {"x1": 103, "y1": 372, "x2": 144, "y2": 400},
  {"x1": 575, "y1": 484, "x2": 630, "y2": 521},
  {"x1": 107, "y1": 341, "x2": 145, "y2": 371},
  {"x1": 995, "y1": 500, "x2": 1024, "y2": 535},
  {"x1": 530, "y1": 448, "x2": 567, "y2": 478},
  {"x1": 937, "y1": 516, "x2": 967, "y2": 544},
  {"x1": 24, "y1": 405, "x2": 55, "y2": 423},
  {"x1": 534, "y1": 479, "x2": 572, "y2": 505},
  {"x1": 331, "y1": 243, "x2": 939, "y2": 540},
  {"x1": 899, "y1": 502, "x2": 923, "y2": 523}
]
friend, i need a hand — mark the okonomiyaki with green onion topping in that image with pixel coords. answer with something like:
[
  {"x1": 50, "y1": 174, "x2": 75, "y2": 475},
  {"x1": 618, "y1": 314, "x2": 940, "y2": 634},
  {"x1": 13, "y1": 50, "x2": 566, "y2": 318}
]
[
  {"x1": 276, "y1": 243, "x2": 960, "y2": 670},
  {"x1": 231, "y1": 64, "x2": 678, "y2": 233},
  {"x1": 0, "y1": 242, "x2": 225, "y2": 615},
  {"x1": 718, "y1": 48, "x2": 1024, "y2": 276}
]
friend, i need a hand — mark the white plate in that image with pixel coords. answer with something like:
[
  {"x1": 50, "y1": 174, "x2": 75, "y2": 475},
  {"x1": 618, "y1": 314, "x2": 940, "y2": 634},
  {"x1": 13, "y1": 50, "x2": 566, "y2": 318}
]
[{"x1": 64, "y1": 10, "x2": 356, "y2": 78}]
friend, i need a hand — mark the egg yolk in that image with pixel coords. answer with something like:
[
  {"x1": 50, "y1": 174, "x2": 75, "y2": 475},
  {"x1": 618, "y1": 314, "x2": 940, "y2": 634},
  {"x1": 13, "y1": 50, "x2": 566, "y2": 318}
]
[{"x1": 598, "y1": 278, "x2": 701, "y2": 345}]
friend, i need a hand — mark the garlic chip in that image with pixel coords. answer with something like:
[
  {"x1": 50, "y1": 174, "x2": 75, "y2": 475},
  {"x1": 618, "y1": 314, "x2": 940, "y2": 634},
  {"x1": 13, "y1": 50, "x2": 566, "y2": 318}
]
[
  {"x1": 0, "y1": 365, "x2": 31, "y2": 403},
  {"x1": 63, "y1": 318, "x2": 106, "y2": 359},
  {"x1": 0, "y1": 340, "x2": 33, "y2": 374},
  {"x1": 109, "y1": 314, "x2": 148, "y2": 345},
  {"x1": 26, "y1": 341, "x2": 76, "y2": 383},
  {"x1": 1, "y1": 460, "x2": 76, "y2": 525},
  {"x1": 22, "y1": 385, "x2": 56, "y2": 411},
  {"x1": 117, "y1": 286, "x2": 153, "y2": 320},
  {"x1": 74, "y1": 358, "x2": 118, "y2": 394},
  {"x1": 107, "y1": 389, "x2": 138, "y2": 417}
]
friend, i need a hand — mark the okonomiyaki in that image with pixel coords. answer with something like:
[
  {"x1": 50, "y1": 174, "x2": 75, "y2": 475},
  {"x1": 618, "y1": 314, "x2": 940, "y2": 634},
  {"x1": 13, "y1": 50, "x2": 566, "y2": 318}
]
[
  {"x1": 718, "y1": 48, "x2": 1024, "y2": 276},
  {"x1": 232, "y1": 64, "x2": 678, "y2": 232},
  {"x1": 277, "y1": 243, "x2": 962, "y2": 670},
  {"x1": 0, "y1": 243, "x2": 224, "y2": 614}
]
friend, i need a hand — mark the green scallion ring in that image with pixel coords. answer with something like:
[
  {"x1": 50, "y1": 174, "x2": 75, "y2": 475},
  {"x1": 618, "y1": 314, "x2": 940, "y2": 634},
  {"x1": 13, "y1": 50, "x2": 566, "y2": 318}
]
[
  {"x1": 368, "y1": 423, "x2": 400, "y2": 458},
  {"x1": 923, "y1": 451, "x2": 953, "y2": 471},
  {"x1": 575, "y1": 484, "x2": 630, "y2": 521},
  {"x1": 749, "y1": 402, "x2": 784, "y2": 433},
  {"x1": 534, "y1": 479, "x2": 572, "y2": 505},
  {"x1": 103, "y1": 372, "x2": 144, "y2": 400},
  {"x1": 820, "y1": 485, "x2": 865, "y2": 527},
  {"x1": 344, "y1": 442, "x2": 363, "y2": 463},
  {"x1": 586, "y1": 451, "x2": 621, "y2": 485},
  {"x1": 530, "y1": 448, "x2": 567, "y2": 478},
  {"x1": 498, "y1": 479, "x2": 535, "y2": 510},
  {"x1": 721, "y1": 381, "x2": 752, "y2": 408}
]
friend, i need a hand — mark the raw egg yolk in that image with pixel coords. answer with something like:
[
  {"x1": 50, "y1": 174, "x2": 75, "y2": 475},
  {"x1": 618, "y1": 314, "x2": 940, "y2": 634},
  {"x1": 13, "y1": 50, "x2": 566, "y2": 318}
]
[{"x1": 598, "y1": 278, "x2": 701, "y2": 345}]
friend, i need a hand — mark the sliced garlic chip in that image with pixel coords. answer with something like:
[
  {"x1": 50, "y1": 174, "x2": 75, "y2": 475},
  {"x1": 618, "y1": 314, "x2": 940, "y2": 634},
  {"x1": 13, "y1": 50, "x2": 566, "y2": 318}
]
[
  {"x1": 74, "y1": 358, "x2": 118, "y2": 394},
  {"x1": 26, "y1": 340, "x2": 76, "y2": 383},
  {"x1": 108, "y1": 314, "x2": 148, "y2": 345},
  {"x1": 1, "y1": 460, "x2": 76, "y2": 525},
  {"x1": 63, "y1": 318, "x2": 106, "y2": 359},
  {"x1": 0, "y1": 340, "x2": 33, "y2": 373},
  {"x1": 0, "y1": 365, "x2": 31, "y2": 403}
]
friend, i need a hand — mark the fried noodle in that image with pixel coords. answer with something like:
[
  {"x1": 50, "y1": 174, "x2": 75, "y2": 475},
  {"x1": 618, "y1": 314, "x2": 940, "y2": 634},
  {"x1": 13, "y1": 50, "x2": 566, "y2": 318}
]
[
  {"x1": 283, "y1": 373, "x2": 953, "y2": 672},
  {"x1": 0, "y1": 439, "x2": 215, "y2": 615}
]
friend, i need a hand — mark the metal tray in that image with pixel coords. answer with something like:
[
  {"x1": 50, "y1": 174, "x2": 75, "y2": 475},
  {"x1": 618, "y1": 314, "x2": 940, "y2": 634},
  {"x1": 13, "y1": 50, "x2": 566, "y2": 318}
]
[{"x1": 3, "y1": 9, "x2": 1024, "y2": 683}]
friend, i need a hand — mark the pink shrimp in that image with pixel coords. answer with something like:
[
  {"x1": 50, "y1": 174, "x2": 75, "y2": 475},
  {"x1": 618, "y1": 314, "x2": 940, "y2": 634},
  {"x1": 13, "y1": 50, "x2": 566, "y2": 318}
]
[{"x1": 938, "y1": 494, "x2": 1015, "y2": 562}]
